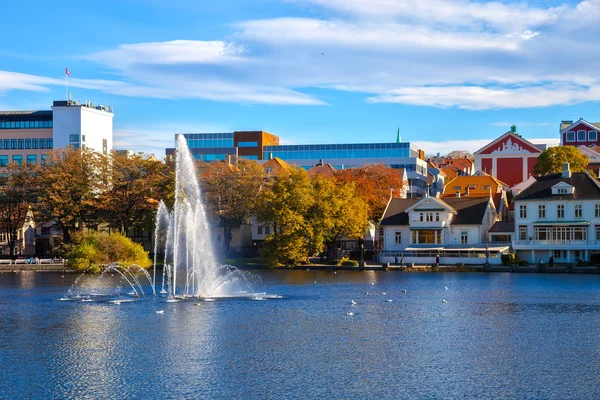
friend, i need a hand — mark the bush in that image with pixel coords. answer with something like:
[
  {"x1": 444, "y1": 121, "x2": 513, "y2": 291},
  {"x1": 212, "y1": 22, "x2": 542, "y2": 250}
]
[
  {"x1": 66, "y1": 231, "x2": 152, "y2": 272},
  {"x1": 338, "y1": 257, "x2": 359, "y2": 267}
]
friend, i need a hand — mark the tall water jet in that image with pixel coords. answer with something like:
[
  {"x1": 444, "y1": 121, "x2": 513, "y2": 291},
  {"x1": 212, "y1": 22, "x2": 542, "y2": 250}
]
[{"x1": 154, "y1": 135, "x2": 257, "y2": 298}]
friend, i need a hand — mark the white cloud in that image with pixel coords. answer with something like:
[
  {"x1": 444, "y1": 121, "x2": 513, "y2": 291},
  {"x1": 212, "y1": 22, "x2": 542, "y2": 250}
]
[{"x1": 414, "y1": 139, "x2": 493, "y2": 155}]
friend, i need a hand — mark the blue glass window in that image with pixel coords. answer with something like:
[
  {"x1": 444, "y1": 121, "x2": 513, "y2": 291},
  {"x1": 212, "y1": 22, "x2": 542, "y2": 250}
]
[
  {"x1": 32, "y1": 139, "x2": 38, "y2": 149},
  {"x1": 0, "y1": 156, "x2": 7, "y2": 166},
  {"x1": 12, "y1": 155, "x2": 22, "y2": 165},
  {"x1": 25, "y1": 139, "x2": 31, "y2": 149},
  {"x1": 238, "y1": 141, "x2": 258, "y2": 147},
  {"x1": 47, "y1": 139, "x2": 53, "y2": 149},
  {"x1": 39, "y1": 139, "x2": 46, "y2": 149},
  {"x1": 245, "y1": 155, "x2": 259, "y2": 160},
  {"x1": 3, "y1": 140, "x2": 9, "y2": 150},
  {"x1": 18, "y1": 139, "x2": 24, "y2": 149},
  {"x1": 41, "y1": 154, "x2": 49, "y2": 166},
  {"x1": 11, "y1": 139, "x2": 17, "y2": 149},
  {"x1": 27, "y1": 155, "x2": 37, "y2": 164}
]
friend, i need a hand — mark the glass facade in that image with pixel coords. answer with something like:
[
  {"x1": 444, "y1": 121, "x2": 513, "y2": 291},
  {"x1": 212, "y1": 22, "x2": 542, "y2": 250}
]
[
  {"x1": 238, "y1": 141, "x2": 258, "y2": 147},
  {"x1": 192, "y1": 153, "x2": 228, "y2": 162},
  {"x1": 27, "y1": 155, "x2": 37, "y2": 164},
  {"x1": 0, "y1": 120, "x2": 52, "y2": 129},
  {"x1": 263, "y1": 142, "x2": 411, "y2": 161},
  {"x1": 180, "y1": 133, "x2": 234, "y2": 149},
  {"x1": 12, "y1": 155, "x2": 22, "y2": 165},
  {"x1": 0, "y1": 156, "x2": 7, "y2": 167}
]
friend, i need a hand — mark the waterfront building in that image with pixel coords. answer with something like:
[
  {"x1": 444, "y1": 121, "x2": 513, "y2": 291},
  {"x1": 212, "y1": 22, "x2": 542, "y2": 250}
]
[
  {"x1": 441, "y1": 173, "x2": 510, "y2": 220},
  {"x1": 377, "y1": 195, "x2": 507, "y2": 265},
  {"x1": 0, "y1": 99, "x2": 113, "y2": 166},
  {"x1": 166, "y1": 131, "x2": 279, "y2": 161},
  {"x1": 473, "y1": 125, "x2": 545, "y2": 187},
  {"x1": 560, "y1": 119, "x2": 600, "y2": 147},
  {"x1": 512, "y1": 164, "x2": 600, "y2": 264}
]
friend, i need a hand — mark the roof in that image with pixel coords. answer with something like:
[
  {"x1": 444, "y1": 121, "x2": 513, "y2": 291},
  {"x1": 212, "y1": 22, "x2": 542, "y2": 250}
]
[
  {"x1": 514, "y1": 172, "x2": 600, "y2": 201},
  {"x1": 0, "y1": 110, "x2": 52, "y2": 121},
  {"x1": 379, "y1": 198, "x2": 420, "y2": 225},
  {"x1": 307, "y1": 163, "x2": 337, "y2": 177},
  {"x1": 560, "y1": 119, "x2": 600, "y2": 132},
  {"x1": 441, "y1": 175, "x2": 507, "y2": 197},
  {"x1": 262, "y1": 157, "x2": 292, "y2": 174},
  {"x1": 379, "y1": 196, "x2": 490, "y2": 226},
  {"x1": 489, "y1": 221, "x2": 515, "y2": 233},
  {"x1": 474, "y1": 131, "x2": 543, "y2": 155},
  {"x1": 443, "y1": 197, "x2": 491, "y2": 224}
]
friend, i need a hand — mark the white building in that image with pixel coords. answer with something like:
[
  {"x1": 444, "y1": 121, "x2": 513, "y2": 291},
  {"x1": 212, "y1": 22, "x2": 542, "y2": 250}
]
[
  {"x1": 512, "y1": 164, "x2": 600, "y2": 264},
  {"x1": 51, "y1": 100, "x2": 113, "y2": 155},
  {"x1": 378, "y1": 196, "x2": 507, "y2": 265}
]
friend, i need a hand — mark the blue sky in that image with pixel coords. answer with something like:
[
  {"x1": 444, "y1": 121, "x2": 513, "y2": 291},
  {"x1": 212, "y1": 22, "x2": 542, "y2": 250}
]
[{"x1": 0, "y1": 0, "x2": 598, "y2": 156}]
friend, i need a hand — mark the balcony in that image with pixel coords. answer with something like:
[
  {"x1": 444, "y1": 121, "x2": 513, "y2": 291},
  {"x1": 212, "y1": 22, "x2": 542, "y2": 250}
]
[{"x1": 512, "y1": 240, "x2": 600, "y2": 250}]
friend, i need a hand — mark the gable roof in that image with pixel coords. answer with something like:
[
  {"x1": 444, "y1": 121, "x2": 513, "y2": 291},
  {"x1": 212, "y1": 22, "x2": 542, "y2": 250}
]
[
  {"x1": 513, "y1": 172, "x2": 600, "y2": 201},
  {"x1": 560, "y1": 119, "x2": 600, "y2": 132},
  {"x1": 379, "y1": 196, "x2": 491, "y2": 226},
  {"x1": 489, "y1": 220, "x2": 515, "y2": 233},
  {"x1": 474, "y1": 131, "x2": 543, "y2": 155},
  {"x1": 307, "y1": 163, "x2": 337, "y2": 177},
  {"x1": 441, "y1": 174, "x2": 507, "y2": 197}
]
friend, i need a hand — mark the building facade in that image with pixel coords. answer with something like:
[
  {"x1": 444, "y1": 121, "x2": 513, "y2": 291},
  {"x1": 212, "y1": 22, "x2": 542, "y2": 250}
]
[
  {"x1": 512, "y1": 166, "x2": 600, "y2": 264},
  {"x1": 474, "y1": 126, "x2": 544, "y2": 187},
  {"x1": 560, "y1": 119, "x2": 600, "y2": 147}
]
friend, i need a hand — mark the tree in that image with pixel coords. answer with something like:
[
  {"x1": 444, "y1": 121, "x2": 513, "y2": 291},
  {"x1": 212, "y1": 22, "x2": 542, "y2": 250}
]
[
  {"x1": 96, "y1": 151, "x2": 171, "y2": 234},
  {"x1": 0, "y1": 162, "x2": 38, "y2": 256},
  {"x1": 198, "y1": 158, "x2": 264, "y2": 253},
  {"x1": 446, "y1": 150, "x2": 474, "y2": 160},
  {"x1": 534, "y1": 146, "x2": 590, "y2": 176},
  {"x1": 255, "y1": 168, "x2": 314, "y2": 267},
  {"x1": 336, "y1": 164, "x2": 406, "y2": 223},
  {"x1": 35, "y1": 148, "x2": 102, "y2": 243}
]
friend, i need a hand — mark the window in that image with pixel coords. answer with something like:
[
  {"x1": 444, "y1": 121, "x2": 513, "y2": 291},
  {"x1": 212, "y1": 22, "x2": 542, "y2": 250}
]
[
  {"x1": 411, "y1": 230, "x2": 441, "y2": 244},
  {"x1": 3, "y1": 140, "x2": 8, "y2": 150},
  {"x1": 566, "y1": 131, "x2": 575, "y2": 142},
  {"x1": 538, "y1": 204, "x2": 546, "y2": 219},
  {"x1": 535, "y1": 227, "x2": 550, "y2": 240},
  {"x1": 26, "y1": 155, "x2": 37, "y2": 165},
  {"x1": 453, "y1": 186, "x2": 461, "y2": 190},
  {"x1": 435, "y1": 213, "x2": 440, "y2": 222},
  {"x1": 575, "y1": 204, "x2": 583, "y2": 218},
  {"x1": 596, "y1": 226, "x2": 600, "y2": 241},
  {"x1": 483, "y1": 185, "x2": 490, "y2": 190},
  {"x1": 32, "y1": 139, "x2": 38, "y2": 149},
  {"x1": 257, "y1": 225, "x2": 263, "y2": 235},
  {"x1": 577, "y1": 130, "x2": 587, "y2": 141},
  {"x1": 82, "y1": 135, "x2": 86, "y2": 142},
  {"x1": 0, "y1": 156, "x2": 7, "y2": 167},
  {"x1": 589, "y1": 131, "x2": 598, "y2": 141},
  {"x1": 265, "y1": 225, "x2": 271, "y2": 235},
  {"x1": 519, "y1": 204, "x2": 527, "y2": 219},
  {"x1": 395, "y1": 231, "x2": 402, "y2": 245},
  {"x1": 25, "y1": 139, "x2": 31, "y2": 149},
  {"x1": 238, "y1": 141, "x2": 259, "y2": 147},
  {"x1": 69, "y1": 134, "x2": 79, "y2": 142},
  {"x1": 0, "y1": 232, "x2": 6, "y2": 242},
  {"x1": 41, "y1": 154, "x2": 49, "y2": 166},
  {"x1": 11, "y1": 139, "x2": 16, "y2": 149},
  {"x1": 39, "y1": 139, "x2": 46, "y2": 149},
  {"x1": 557, "y1": 188, "x2": 568, "y2": 194},
  {"x1": 17, "y1": 139, "x2": 24, "y2": 149},
  {"x1": 103, "y1": 139, "x2": 107, "y2": 155},
  {"x1": 12, "y1": 155, "x2": 22, "y2": 165},
  {"x1": 419, "y1": 212, "x2": 424, "y2": 222},
  {"x1": 558, "y1": 204, "x2": 565, "y2": 219},
  {"x1": 519, "y1": 226, "x2": 527, "y2": 240},
  {"x1": 48, "y1": 139, "x2": 53, "y2": 149},
  {"x1": 460, "y1": 230, "x2": 468, "y2": 244}
]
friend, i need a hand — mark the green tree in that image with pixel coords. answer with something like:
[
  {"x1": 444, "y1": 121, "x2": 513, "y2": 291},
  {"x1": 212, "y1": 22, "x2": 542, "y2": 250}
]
[
  {"x1": 199, "y1": 158, "x2": 264, "y2": 253},
  {"x1": 35, "y1": 148, "x2": 101, "y2": 243},
  {"x1": 96, "y1": 151, "x2": 171, "y2": 234},
  {"x1": 534, "y1": 146, "x2": 590, "y2": 176},
  {"x1": 255, "y1": 168, "x2": 314, "y2": 267},
  {"x1": 0, "y1": 162, "x2": 38, "y2": 256}
]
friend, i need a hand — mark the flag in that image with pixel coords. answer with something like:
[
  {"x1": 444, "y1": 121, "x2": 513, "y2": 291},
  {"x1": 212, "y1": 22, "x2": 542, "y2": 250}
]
[{"x1": 66, "y1": 68, "x2": 70, "y2": 76}]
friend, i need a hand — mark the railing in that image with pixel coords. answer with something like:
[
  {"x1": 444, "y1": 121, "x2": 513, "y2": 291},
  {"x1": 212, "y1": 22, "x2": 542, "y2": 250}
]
[
  {"x1": 0, "y1": 258, "x2": 66, "y2": 265},
  {"x1": 513, "y1": 240, "x2": 600, "y2": 246}
]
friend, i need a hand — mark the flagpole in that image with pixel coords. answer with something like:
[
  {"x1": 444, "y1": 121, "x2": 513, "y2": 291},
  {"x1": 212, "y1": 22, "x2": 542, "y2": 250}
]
[{"x1": 65, "y1": 71, "x2": 68, "y2": 102}]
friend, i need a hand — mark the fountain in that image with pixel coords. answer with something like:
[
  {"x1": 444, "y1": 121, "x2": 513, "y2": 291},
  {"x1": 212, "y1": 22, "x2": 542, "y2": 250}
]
[{"x1": 153, "y1": 135, "x2": 260, "y2": 299}]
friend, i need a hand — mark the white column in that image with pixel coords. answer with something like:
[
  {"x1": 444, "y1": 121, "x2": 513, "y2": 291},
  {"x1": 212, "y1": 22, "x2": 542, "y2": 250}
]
[{"x1": 492, "y1": 157, "x2": 497, "y2": 178}]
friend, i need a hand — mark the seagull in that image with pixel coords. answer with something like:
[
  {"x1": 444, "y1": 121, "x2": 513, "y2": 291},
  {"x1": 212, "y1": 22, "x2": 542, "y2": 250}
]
[
  {"x1": 442, "y1": 300, "x2": 447, "y2": 304},
  {"x1": 371, "y1": 282, "x2": 375, "y2": 285},
  {"x1": 445, "y1": 287, "x2": 448, "y2": 290},
  {"x1": 321, "y1": 52, "x2": 325, "y2": 55},
  {"x1": 402, "y1": 290, "x2": 407, "y2": 293},
  {"x1": 156, "y1": 310, "x2": 164, "y2": 314},
  {"x1": 346, "y1": 312, "x2": 354, "y2": 316},
  {"x1": 351, "y1": 300, "x2": 357, "y2": 305},
  {"x1": 365, "y1": 292, "x2": 369, "y2": 295},
  {"x1": 314, "y1": 281, "x2": 317, "y2": 284},
  {"x1": 381, "y1": 292, "x2": 386, "y2": 295},
  {"x1": 387, "y1": 299, "x2": 393, "y2": 302}
]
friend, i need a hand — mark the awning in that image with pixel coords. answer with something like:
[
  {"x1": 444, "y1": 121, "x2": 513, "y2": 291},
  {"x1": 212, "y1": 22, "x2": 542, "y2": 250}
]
[{"x1": 403, "y1": 245, "x2": 509, "y2": 252}]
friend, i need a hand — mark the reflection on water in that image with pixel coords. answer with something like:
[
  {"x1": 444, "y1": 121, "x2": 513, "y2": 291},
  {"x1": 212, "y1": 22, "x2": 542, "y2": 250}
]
[{"x1": 2, "y1": 271, "x2": 600, "y2": 399}]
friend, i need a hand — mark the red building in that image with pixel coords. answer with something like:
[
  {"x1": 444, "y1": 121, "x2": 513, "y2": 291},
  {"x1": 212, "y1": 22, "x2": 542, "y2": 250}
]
[
  {"x1": 560, "y1": 119, "x2": 600, "y2": 147},
  {"x1": 474, "y1": 126, "x2": 543, "y2": 187}
]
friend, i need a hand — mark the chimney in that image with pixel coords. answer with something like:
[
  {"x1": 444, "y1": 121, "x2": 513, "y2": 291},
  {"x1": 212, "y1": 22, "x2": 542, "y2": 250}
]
[
  {"x1": 456, "y1": 191, "x2": 461, "y2": 198},
  {"x1": 437, "y1": 152, "x2": 440, "y2": 158},
  {"x1": 562, "y1": 163, "x2": 571, "y2": 178},
  {"x1": 318, "y1": 159, "x2": 323, "y2": 166}
]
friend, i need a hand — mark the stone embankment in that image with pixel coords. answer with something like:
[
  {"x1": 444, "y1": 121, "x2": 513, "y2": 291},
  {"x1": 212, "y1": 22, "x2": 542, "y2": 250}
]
[{"x1": 0, "y1": 259, "x2": 76, "y2": 273}]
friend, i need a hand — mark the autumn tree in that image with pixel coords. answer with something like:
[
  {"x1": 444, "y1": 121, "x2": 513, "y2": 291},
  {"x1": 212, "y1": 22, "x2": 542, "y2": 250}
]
[
  {"x1": 96, "y1": 151, "x2": 173, "y2": 234},
  {"x1": 35, "y1": 148, "x2": 102, "y2": 243},
  {"x1": 198, "y1": 158, "x2": 264, "y2": 253},
  {"x1": 534, "y1": 146, "x2": 590, "y2": 176},
  {"x1": 255, "y1": 168, "x2": 314, "y2": 267},
  {"x1": 336, "y1": 164, "x2": 406, "y2": 223},
  {"x1": 0, "y1": 162, "x2": 38, "y2": 256},
  {"x1": 446, "y1": 150, "x2": 474, "y2": 160}
]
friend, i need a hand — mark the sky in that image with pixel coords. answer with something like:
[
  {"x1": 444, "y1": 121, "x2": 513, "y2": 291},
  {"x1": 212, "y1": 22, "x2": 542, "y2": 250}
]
[{"x1": 0, "y1": 0, "x2": 598, "y2": 156}]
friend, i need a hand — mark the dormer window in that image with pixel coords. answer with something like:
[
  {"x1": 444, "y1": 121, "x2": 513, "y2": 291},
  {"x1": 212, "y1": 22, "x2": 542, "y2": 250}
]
[
  {"x1": 589, "y1": 131, "x2": 598, "y2": 141},
  {"x1": 577, "y1": 130, "x2": 587, "y2": 141},
  {"x1": 566, "y1": 131, "x2": 575, "y2": 142},
  {"x1": 552, "y1": 182, "x2": 575, "y2": 195},
  {"x1": 453, "y1": 186, "x2": 461, "y2": 190},
  {"x1": 468, "y1": 185, "x2": 476, "y2": 189}
]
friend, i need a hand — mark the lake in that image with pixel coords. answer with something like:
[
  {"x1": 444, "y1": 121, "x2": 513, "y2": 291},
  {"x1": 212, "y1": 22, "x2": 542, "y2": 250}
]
[{"x1": 1, "y1": 270, "x2": 600, "y2": 399}]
